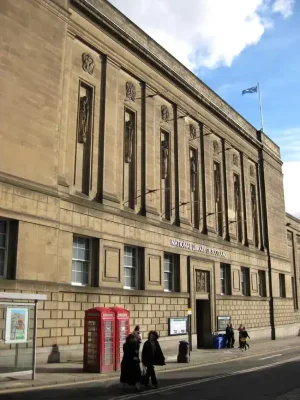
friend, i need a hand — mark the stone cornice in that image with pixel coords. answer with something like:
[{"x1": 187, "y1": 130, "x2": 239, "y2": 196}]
[
  {"x1": 71, "y1": 0, "x2": 262, "y2": 150},
  {"x1": 33, "y1": 0, "x2": 71, "y2": 22}
]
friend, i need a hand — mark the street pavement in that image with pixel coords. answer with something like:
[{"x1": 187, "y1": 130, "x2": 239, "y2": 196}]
[{"x1": 2, "y1": 347, "x2": 300, "y2": 399}]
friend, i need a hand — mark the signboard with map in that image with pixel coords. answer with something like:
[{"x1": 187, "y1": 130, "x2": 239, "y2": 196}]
[
  {"x1": 5, "y1": 307, "x2": 29, "y2": 344},
  {"x1": 168, "y1": 317, "x2": 188, "y2": 336}
]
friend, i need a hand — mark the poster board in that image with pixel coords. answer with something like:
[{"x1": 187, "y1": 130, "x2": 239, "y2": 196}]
[
  {"x1": 5, "y1": 307, "x2": 29, "y2": 344},
  {"x1": 168, "y1": 317, "x2": 188, "y2": 336},
  {"x1": 217, "y1": 316, "x2": 231, "y2": 331}
]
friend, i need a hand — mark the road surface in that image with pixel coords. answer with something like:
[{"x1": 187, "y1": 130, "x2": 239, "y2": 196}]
[{"x1": 2, "y1": 347, "x2": 300, "y2": 400}]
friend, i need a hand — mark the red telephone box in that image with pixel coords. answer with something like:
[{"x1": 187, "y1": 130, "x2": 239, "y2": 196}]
[
  {"x1": 83, "y1": 307, "x2": 115, "y2": 373},
  {"x1": 110, "y1": 307, "x2": 130, "y2": 370}
]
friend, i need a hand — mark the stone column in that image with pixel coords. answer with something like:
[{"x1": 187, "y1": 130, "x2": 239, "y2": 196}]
[{"x1": 102, "y1": 56, "x2": 122, "y2": 206}]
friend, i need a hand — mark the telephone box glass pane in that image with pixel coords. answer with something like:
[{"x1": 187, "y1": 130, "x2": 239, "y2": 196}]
[
  {"x1": 86, "y1": 320, "x2": 98, "y2": 365},
  {"x1": 104, "y1": 321, "x2": 113, "y2": 365}
]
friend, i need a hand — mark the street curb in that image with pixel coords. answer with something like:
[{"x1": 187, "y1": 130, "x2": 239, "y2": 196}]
[{"x1": 1, "y1": 344, "x2": 300, "y2": 395}]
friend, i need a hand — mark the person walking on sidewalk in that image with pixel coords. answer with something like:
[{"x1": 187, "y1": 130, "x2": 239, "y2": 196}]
[
  {"x1": 238, "y1": 324, "x2": 243, "y2": 348},
  {"x1": 141, "y1": 331, "x2": 165, "y2": 388},
  {"x1": 229, "y1": 324, "x2": 235, "y2": 348},
  {"x1": 133, "y1": 325, "x2": 142, "y2": 350},
  {"x1": 225, "y1": 324, "x2": 231, "y2": 348},
  {"x1": 120, "y1": 334, "x2": 141, "y2": 391},
  {"x1": 240, "y1": 327, "x2": 250, "y2": 351}
]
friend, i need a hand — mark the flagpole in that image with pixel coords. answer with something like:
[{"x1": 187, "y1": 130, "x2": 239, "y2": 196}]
[{"x1": 257, "y1": 82, "x2": 264, "y2": 132}]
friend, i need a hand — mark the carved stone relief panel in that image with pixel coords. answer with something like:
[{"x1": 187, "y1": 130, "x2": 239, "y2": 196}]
[
  {"x1": 233, "y1": 153, "x2": 239, "y2": 167},
  {"x1": 78, "y1": 95, "x2": 90, "y2": 144},
  {"x1": 161, "y1": 105, "x2": 169, "y2": 121},
  {"x1": 213, "y1": 140, "x2": 219, "y2": 155},
  {"x1": 196, "y1": 270, "x2": 209, "y2": 292},
  {"x1": 82, "y1": 53, "x2": 95, "y2": 75},
  {"x1": 189, "y1": 124, "x2": 197, "y2": 140},
  {"x1": 126, "y1": 81, "x2": 136, "y2": 101}
]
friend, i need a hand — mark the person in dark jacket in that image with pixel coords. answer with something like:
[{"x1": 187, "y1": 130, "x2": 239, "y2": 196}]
[
  {"x1": 141, "y1": 331, "x2": 165, "y2": 388},
  {"x1": 225, "y1": 324, "x2": 231, "y2": 348},
  {"x1": 238, "y1": 324, "x2": 243, "y2": 348},
  {"x1": 133, "y1": 325, "x2": 142, "y2": 350},
  {"x1": 229, "y1": 324, "x2": 235, "y2": 348},
  {"x1": 120, "y1": 334, "x2": 141, "y2": 391},
  {"x1": 240, "y1": 327, "x2": 250, "y2": 351}
]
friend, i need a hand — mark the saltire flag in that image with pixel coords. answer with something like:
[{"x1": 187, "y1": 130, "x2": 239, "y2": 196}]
[{"x1": 242, "y1": 86, "x2": 258, "y2": 95}]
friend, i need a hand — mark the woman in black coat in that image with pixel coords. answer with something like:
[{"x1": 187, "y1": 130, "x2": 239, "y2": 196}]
[
  {"x1": 120, "y1": 334, "x2": 141, "y2": 391},
  {"x1": 141, "y1": 331, "x2": 165, "y2": 388}
]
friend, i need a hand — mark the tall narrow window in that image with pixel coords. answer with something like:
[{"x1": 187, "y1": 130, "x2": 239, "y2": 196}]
[
  {"x1": 279, "y1": 273, "x2": 286, "y2": 298},
  {"x1": 190, "y1": 147, "x2": 199, "y2": 228},
  {"x1": 214, "y1": 162, "x2": 222, "y2": 236},
  {"x1": 75, "y1": 82, "x2": 93, "y2": 195},
  {"x1": 220, "y1": 263, "x2": 231, "y2": 295},
  {"x1": 161, "y1": 130, "x2": 171, "y2": 220},
  {"x1": 72, "y1": 236, "x2": 91, "y2": 286},
  {"x1": 250, "y1": 184, "x2": 259, "y2": 247},
  {"x1": 292, "y1": 277, "x2": 297, "y2": 309},
  {"x1": 124, "y1": 246, "x2": 138, "y2": 290},
  {"x1": 124, "y1": 109, "x2": 136, "y2": 210},
  {"x1": 234, "y1": 174, "x2": 243, "y2": 242},
  {"x1": 0, "y1": 219, "x2": 9, "y2": 279},
  {"x1": 241, "y1": 267, "x2": 250, "y2": 296},
  {"x1": 164, "y1": 253, "x2": 179, "y2": 292},
  {"x1": 258, "y1": 270, "x2": 266, "y2": 297}
]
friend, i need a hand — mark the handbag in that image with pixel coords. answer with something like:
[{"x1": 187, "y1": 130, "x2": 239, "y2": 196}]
[{"x1": 140, "y1": 366, "x2": 149, "y2": 386}]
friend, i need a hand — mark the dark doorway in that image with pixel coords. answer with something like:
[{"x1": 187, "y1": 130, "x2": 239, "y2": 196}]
[{"x1": 196, "y1": 299, "x2": 211, "y2": 348}]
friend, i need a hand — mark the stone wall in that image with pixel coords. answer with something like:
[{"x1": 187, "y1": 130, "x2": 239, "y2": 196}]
[
  {"x1": 0, "y1": 282, "x2": 189, "y2": 353},
  {"x1": 273, "y1": 298, "x2": 300, "y2": 326},
  {"x1": 216, "y1": 298, "x2": 270, "y2": 330}
]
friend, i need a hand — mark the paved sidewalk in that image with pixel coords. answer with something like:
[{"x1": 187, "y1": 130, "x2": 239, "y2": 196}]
[
  {"x1": 276, "y1": 387, "x2": 300, "y2": 400},
  {"x1": 1, "y1": 336, "x2": 300, "y2": 393}
]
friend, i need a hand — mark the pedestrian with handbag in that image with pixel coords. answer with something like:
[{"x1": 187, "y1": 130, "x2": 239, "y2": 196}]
[
  {"x1": 120, "y1": 333, "x2": 141, "y2": 391},
  {"x1": 141, "y1": 330, "x2": 165, "y2": 388}
]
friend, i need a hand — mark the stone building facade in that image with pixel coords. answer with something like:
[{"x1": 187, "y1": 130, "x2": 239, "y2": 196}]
[{"x1": 0, "y1": 0, "x2": 299, "y2": 363}]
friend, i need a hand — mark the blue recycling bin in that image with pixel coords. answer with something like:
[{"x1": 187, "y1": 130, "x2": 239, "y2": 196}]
[{"x1": 213, "y1": 334, "x2": 226, "y2": 349}]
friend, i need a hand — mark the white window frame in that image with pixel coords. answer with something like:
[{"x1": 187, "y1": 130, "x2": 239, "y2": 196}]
[
  {"x1": 0, "y1": 218, "x2": 9, "y2": 279},
  {"x1": 124, "y1": 246, "x2": 138, "y2": 290},
  {"x1": 279, "y1": 273, "x2": 286, "y2": 298},
  {"x1": 241, "y1": 267, "x2": 250, "y2": 296},
  {"x1": 258, "y1": 270, "x2": 266, "y2": 297},
  {"x1": 220, "y1": 264, "x2": 231, "y2": 295},
  {"x1": 72, "y1": 236, "x2": 91, "y2": 286},
  {"x1": 164, "y1": 253, "x2": 175, "y2": 292}
]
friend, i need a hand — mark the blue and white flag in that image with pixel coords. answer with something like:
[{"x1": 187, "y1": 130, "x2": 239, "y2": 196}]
[{"x1": 242, "y1": 86, "x2": 257, "y2": 95}]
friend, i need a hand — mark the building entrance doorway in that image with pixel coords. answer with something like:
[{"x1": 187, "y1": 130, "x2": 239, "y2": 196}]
[{"x1": 196, "y1": 299, "x2": 211, "y2": 348}]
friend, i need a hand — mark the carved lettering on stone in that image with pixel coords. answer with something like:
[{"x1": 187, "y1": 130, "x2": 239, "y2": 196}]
[
  {"x1": 161, "y1": 105, "x2": 169, "y2": 121},
  {"x1": 126, "y1": 82, "x2": 136, "y2": 101},
  {"x1": 213, "y1": 140, "x2": 219, "y2": 155},
  {"x1": 78, "y1": 96, "x2": 90, "y2": 144},
  {"x1": 196, "y1": 270, "x2": 209, "y2": 292},
  {"x1": 190, "y1": 124, "x2": 197, "y2": 140},
  {"x1": 82, "y1": 53, "x2": 95, "y2": 75},
  {"x1": 233, "y1": 153, "x2": 239, "y2": 167}
]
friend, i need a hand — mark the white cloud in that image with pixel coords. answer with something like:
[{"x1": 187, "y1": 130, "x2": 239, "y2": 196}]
[
  {"x1": 283, "y1": 161, "x2": 300, "y2": 218},
  {"x1": 273, "y1": 0, "x2": 295, "y2": 18},
  {"x1": 271, "y1": 127, "x2": 300, "y2": 161},
  {"x1": 108, "y1": 0, "x2": 295, "y2": 70}
]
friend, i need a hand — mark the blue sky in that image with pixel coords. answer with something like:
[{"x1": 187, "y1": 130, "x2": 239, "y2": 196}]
[
  {"x1": 199, "y1": 4, "x2": 300, "y2": 164},
  {"x1": 109, "y1": 0, "x2": 300, "y2": 217}
]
